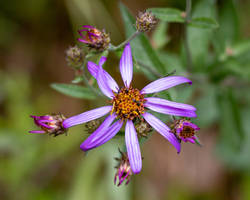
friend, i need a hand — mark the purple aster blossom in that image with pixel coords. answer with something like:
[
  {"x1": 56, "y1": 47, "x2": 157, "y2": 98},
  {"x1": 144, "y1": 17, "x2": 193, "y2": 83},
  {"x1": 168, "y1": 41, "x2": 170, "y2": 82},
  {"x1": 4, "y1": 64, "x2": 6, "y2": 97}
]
[
  {"x1": 173, "y1": 119, "x2": 200, "y2": 143},
  {"x1": 29, "y1": 114, "x2": 66, "y2": 137},
  {"x1": 63, "y1": 43, "x2": 197, "y2": 174},
  {"x1": 114, "y1": 149, "x2": 133, "y2": 186},
  {"x1": 78, "y1": 25, "x2": 110, "y2": 51}
]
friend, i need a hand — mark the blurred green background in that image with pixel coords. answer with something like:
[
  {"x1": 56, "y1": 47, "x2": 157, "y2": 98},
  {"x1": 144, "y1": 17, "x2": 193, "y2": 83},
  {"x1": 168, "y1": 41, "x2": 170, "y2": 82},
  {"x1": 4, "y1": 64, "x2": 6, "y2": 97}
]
[{"x1": 1, "y1": 0, "x2": 250, "y2": 199}]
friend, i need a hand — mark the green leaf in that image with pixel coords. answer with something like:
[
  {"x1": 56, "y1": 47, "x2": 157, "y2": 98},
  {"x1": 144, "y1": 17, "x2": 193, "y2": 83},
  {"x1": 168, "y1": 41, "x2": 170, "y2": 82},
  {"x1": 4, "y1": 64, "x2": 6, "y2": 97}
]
[
  {"x1": 189, "y1": 17, "x2": 219, "y2": 29},
  {"x1": 51, "y1": 83, "x2": 96, "y2": 99},
  {"x1": 71, "y1": 76, "x2": 84, "y2": 84},
  {"x1": 185, "y1": 0, "x2": 217, "y2": 71},
  {"x1": 120, "y1": 3, "x2": 167, "y2": 77},
  {"x1": 213, "y1": 0, "x2": 239, "y2": 54},
  {"x1": 148, "y1": 8, "x2": 185, "y2": 23},
  {"x1": 152, "y1": 21, "x2": 169, "y2": 49}
]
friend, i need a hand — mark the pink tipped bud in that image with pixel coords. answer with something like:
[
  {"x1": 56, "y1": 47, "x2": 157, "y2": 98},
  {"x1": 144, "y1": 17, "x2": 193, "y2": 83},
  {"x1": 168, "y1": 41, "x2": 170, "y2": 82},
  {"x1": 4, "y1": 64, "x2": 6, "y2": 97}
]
[
  {"x1": 114, "y1": 149, "x2": 133, "y2": 186},
  {"x1": 29, "y1": 114, "x2": 67, "y2": 137},
  {"x1": 78, "y1": 25, "x2": 110, "y2": 51}
]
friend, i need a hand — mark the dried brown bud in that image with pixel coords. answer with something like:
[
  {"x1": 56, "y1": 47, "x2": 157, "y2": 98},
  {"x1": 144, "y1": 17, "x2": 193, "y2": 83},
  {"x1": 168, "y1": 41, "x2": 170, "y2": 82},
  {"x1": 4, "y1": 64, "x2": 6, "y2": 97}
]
[{"x1": 136, "y1": 11, "x2": 157, "y2": 32}]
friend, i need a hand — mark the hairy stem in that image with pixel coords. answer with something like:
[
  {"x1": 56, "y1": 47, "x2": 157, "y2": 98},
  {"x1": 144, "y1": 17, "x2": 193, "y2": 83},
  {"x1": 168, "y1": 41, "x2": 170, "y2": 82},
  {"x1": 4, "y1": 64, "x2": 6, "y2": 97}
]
[{"x1": 109, "y1": 31, "x2": 141, "y2": 51}]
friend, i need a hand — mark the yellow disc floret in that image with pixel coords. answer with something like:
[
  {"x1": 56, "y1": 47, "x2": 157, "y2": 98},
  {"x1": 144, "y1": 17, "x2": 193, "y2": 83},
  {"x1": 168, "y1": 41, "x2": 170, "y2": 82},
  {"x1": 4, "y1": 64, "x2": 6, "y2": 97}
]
[{"x1": 111, "y1": 87, "x2": 146, "y2": 121}]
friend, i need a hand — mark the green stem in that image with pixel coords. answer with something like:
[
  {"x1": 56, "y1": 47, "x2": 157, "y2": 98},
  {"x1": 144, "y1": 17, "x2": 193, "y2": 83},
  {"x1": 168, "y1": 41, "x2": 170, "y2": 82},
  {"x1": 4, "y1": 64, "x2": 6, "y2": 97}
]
[
  {"x1": 184, "y1": 0, "x2": 193, "y2": 72},
  {"x1": 109, "y1": 31, "x2": 141, "y2": 51}
]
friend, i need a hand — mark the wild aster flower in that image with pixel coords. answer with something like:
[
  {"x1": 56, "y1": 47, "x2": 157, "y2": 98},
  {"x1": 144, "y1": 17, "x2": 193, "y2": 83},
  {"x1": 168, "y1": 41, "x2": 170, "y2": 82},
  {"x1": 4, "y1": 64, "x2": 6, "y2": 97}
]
[
  {"x1": 29, "y1": 114, "x2": 66, "y2": 137},
  {"x1": 63, "y1": 43, "x2": 197, "y2": 174},
  {"x1": 172, "y1": 119, "x2": 200, "y2": 143},
  {"x1": 78, "y1": 25, "x2": 110, "y2": 51},
  {"x1": 114, "y1": 149, "x2": 132, "y2": 186}
]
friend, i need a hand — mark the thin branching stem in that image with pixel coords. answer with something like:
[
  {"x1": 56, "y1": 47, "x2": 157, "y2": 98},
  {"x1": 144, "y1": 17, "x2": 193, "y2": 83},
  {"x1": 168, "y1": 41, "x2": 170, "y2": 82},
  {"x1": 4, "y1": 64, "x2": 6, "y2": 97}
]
[{"x1": 109, "y1": 31, "x2": 141, "y2": 51}]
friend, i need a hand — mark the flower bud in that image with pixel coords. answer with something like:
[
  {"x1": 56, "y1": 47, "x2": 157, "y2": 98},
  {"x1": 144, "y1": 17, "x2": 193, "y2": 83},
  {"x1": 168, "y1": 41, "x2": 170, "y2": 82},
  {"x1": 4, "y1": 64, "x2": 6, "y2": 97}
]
[
  {"x1": 114, "y1": 149, "x2": 133, "y2": 186},
  {"x1": 172, "y1": 119, "x2": 200, "y2": 143},
  {"x1": 78, "y1": 25, "x2": 110, "y2": 51},
  {"x1": 85, "y1": 119, "x2": 101, "y2": 134},
  {"x1": 136, "y1": 11, "x2": 157, "y2": 32},
  {"x1": 65, "y1": 45, "x2": 84, "y2": 68},
  {"x1": 29, "y1": 114, "x2": 66, "y2": 137},
  {"x1": 135, "y1": 120, "x2": 152, "y2": 138}
]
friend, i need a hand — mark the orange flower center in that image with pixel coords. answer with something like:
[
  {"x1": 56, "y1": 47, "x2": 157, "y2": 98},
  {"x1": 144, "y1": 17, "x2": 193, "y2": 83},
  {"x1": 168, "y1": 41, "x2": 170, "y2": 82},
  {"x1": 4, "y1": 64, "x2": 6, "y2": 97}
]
[
  {"x1": 180, "y1": 126, "x2": 195, "y2": 138},
  {"x1": 86, "y1": 28, "x2": 102, "y2": 43},
  {"x1": 111, "y1": 87, "x2": 146, "y2": 121}
]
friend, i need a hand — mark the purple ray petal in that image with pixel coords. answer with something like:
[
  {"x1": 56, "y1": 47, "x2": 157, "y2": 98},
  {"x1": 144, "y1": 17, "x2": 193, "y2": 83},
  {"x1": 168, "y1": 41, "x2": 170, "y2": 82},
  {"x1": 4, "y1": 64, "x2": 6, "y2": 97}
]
[
  {"x1": 29, "y1": 130, "x2": 45, "y2": 134},
  {"x1": 186, "y1": 138, "x2": 195, "y2": 143},
  {"x1": 145, "y1": 97, "x2": 196, "y2": 111},
  {"x1": 88, "y1": 32, "x2": 99, "y2": 37},
  {"x1": 39, "y1": 123, "x2": 53, "y2": 129},
  {"x1": 87, "y1": 60, "x2": 119, "y2": 92},
  {"x1": 144, "y1": 102, "x2": 197, "y2": 118},
  {"x1": 98, "y1": 56, "x2": 107, "y2": 67},
  {"x1": 97, "y1": 64, "x2": 115, "y2": 98},
  {"x1": 80, "y1": 114, "x2": 119, "y2": 151},
  {"x1": 141, "y1": 76, "x2": 192, "y2": 94},
  {"x1": 120, "y1": 43, "x2": 133, "y2": 87},
  {"x1": 78, "y1": 38, "x2": 89, "y2": 44},
  {"x1": 62, "y1": 106, "x2": 112, "y2": 128},
  {"x1": 125, "y1": 120, "x2": 142, "y2": 174},
  {"x1": 82, "y1": 25, "x2": 94, "y2": 29},
  {"x1": 143, "y1": 112, "x2": 181, "y2": 153},
  {"x1": 93, "y1": 120, "x2": 123, "y2": 148},
  {"x1": 183, "y1": 122, "x2": 200, "y2": 130}
]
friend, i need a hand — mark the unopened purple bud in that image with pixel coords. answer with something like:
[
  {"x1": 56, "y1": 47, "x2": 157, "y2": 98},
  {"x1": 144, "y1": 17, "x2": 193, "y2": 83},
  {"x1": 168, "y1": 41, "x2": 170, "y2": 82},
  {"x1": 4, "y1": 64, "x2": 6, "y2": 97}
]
[
  {"x1": 29, "y1": 114, "x2": 67, "y2": 137},
  {"x1": 136, "y1": 11, "x2": 157, "y2": 32},
  {"x1": 114, "y1": 149, "x2": 133, "y2": 186},
  {"x1": 172, "y1": 119, "x2": 200, "y2": 144},
  {"x1": 78, "y1": 25, "x2": 110, "y2": 51}
]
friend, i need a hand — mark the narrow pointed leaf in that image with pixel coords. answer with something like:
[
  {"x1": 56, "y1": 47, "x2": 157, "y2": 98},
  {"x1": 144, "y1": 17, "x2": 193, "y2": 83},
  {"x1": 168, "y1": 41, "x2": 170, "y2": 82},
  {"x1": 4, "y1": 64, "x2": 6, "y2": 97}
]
[
  {"x1": 189, "y1": 17, "x2": 219, "y2": 29},
  {"x1": 148, "y1": 8, "x2": 185, "y2": 23},
  {"x1": 51, "y1": 83, "x2": 96, "y2": 99}
]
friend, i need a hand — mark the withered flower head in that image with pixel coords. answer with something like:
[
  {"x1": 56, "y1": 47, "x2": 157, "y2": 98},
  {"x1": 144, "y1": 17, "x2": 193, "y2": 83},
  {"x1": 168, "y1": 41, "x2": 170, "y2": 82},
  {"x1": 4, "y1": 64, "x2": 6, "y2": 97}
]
[
  {"x1": 172, "y1": 119, "x2": 200, "y2": 143},
  {"x1": 65, "y1": 45, "x2": 84, "y2": 68},
  {"x1": 85, "y1": 119, "x2": 102, "y2": 134},
  {"x1": 136, "y1": 11, "x2": 157, "y2": 32},
  {"x1": 135, "y1": 120, "x2": 152, "y2": 138}
]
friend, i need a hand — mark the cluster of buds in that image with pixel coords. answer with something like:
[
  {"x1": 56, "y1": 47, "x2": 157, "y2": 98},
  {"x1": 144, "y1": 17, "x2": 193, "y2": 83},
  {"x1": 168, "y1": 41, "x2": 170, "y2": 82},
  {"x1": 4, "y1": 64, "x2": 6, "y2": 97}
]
[
  {"x1": 65, "y1": 45, "x2": 84, "y2": 69},
  {"x1": 85, "y1": 119, "x2": 101, "y2": 134},
  {"x1": 136, "y1": 11, "x2": 157, "y2": 32},
  {"x1": 78, "y1": 25, "x2": 110, "y2": 51},
  {"x1": 114, "y1": 149, "x2": 133, "y2": 186},
  {"x1": 135, "y1": 120, "x2": 152, "y2": 138},
  {"x1": 29, "y1": 114, "x2": 66, "y2": 137},
  {"x1": 171, "y1": 119, "x2": 200, "y2": 143}
]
